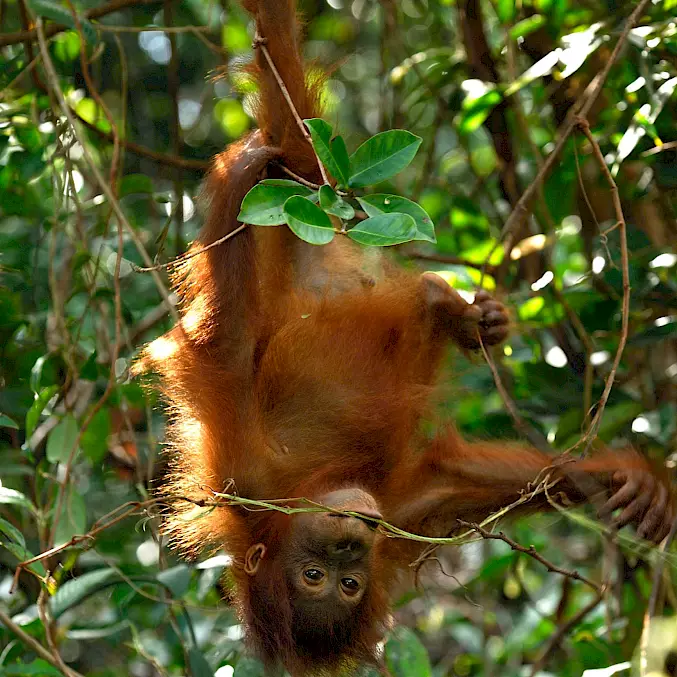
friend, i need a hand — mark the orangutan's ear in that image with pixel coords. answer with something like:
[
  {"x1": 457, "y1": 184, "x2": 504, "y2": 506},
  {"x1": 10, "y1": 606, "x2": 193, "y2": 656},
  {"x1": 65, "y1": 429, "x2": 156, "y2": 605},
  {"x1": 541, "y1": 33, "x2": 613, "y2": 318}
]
[{"x1": 244, "y1": 543, "x2": 267, "y2": 575}]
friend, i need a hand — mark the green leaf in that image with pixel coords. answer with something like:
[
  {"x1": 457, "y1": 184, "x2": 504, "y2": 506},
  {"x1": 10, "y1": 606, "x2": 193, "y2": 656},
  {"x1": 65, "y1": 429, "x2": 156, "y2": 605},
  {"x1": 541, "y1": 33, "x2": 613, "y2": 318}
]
[
  {"x1": 385, "y1": 627, "x2": 432, "y2": 677},
  {"x1": 28, "y1": 0, "x2": 98, "y2": 44},
  {"x1": 3, "y1": 659, "x2": 64, "y2": 676},
  {"x1": 3, "y1": 541, "x2": 45, "y2": 575},
  {"x1": 283, "y1": 195, "x2": 335, "y2": 245},
  {"x1": 25, "y1": 385, "x2": 59, "y2": 441},
  {"x1": 81, "y1": 408, "x2": 110, "y2": 463},
  {"x1": 46, "y1": 414, "x2": 79, "y2": 464},
  {"x1": 357, "y1": 194, "x2": 435, "y2": 242},
  {"x1": 157, "y1": 564, "x2": 192, "y2": 598},
  {"x1": 330, "y1": 136, "x2": 351, "y2": 185},
  {"x1": 0, "y1": 516, "x2": 26, "y2": 548},
  {"x1": 53, "y1": 491, "x2": 87, "y2": 547},
  {"x1": 14, "y1": 123, "x2": 43, "y2": 153},
  {"x1": 238, "y1": 179, "x2": 313, "y2": 225},
  {"x1": 346, "y1": 213, "x2": 417, "y2": 247},
  {"x1": 0, "y1": 413, "x2": 19, "y2": 429},
  {"x1": 459, "y1": 88, "x2": 502, "y2": 135},
  {"x1": 50, "y1": 568, "x2": 120, "y2": 618},
  {"x1": 304, "y1": 118, "x2": 350, "y2": 185},
  {"x1": 509, "y1": 14, "x2": 546, "y2": 39},
  {"x1": 0, "y1": 487, "x2": 37, "y2": 515},
  {"x1": 319, "y1": 185, "x2": 355, "y2": 219},
  {"x1": 319, "y1": 184, "x2": 338, "y2": 210},
  {"x1": 188, "y1": 649, "x2": 214, "y2": 677},
  {"x1": 119, "y1": 173, "x2": 154, "y2": 197},
  {"x1": 53, "y1": 30, "x2": 81, "y2": 62},
  {"x1": 349, "y1": 130, "x2": 422, "y2": 187},
  {"x1": 496, "y1": 0, "x2": 516, "y2": 22}
]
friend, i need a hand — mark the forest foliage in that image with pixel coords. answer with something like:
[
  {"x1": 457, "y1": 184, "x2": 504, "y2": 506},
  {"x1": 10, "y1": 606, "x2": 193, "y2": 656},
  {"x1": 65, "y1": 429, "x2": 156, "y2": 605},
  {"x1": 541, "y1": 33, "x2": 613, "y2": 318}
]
[{"x1": 1, "y1": 0, "x2": 677, "y2": 675}]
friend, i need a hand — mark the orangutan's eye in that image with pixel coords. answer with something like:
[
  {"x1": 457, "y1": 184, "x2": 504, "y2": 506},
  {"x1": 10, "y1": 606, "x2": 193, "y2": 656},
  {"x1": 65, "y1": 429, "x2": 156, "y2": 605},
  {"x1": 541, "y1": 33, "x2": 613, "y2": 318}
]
[
  {"x1": 303, "y1": 568, "x2": 324, "y2": 583},
  {"x1": 341, "y1": 577, "x2": 360, "y2": 594}
]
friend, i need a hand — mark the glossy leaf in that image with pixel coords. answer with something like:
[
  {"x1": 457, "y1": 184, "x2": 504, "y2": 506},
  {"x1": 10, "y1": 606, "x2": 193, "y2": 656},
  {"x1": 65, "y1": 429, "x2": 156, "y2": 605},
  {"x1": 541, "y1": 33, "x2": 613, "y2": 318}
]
[
  {"x1": 0, "y1": 487, "x2": 38, "y2": 515},
  {"x1": 305, "y1": 118, "x2": 350, "y2": 185},
  {"x1": 346, "y1": 213, "x2": 417, "y2": 247},
  {"x1": 283, "y1": 195, "x2": 335, "y2": 245},
  {"x1": 0, "y1": 516, "x2": 26, "y2": 547},
  {"x1": 349, "y1": 131, "x2": 422, "y2": 187},
  {"x1": 330, "y1": 136, "x2": 351, "y2": 185},
  {"x1": 319, "y1": 185, "x2": 356, "y2": 220},
  {"x1": 238, "y1": 179, "x2": 313, "y2": 225},
  {"x1": 25, "y1": 385, "x2": 59, "y2": 441},
  {"x1": 357, "y1": 194, "x2": 435, "y2": 242},
  {"x1": 319, "y1": 184, "x2": 338, "y2": 210}
]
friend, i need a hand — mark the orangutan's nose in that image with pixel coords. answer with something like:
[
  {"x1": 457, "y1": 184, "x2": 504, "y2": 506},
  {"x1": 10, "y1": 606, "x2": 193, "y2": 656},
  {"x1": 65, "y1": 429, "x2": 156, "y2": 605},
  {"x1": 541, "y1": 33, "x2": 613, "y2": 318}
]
[{"x1": 326, "y1": 539, "x2": 367, "y2": 562}]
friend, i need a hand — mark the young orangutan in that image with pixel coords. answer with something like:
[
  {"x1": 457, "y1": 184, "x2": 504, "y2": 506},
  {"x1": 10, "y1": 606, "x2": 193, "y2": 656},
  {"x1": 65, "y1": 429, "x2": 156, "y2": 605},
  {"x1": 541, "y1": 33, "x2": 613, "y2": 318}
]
[{"x1": 140, "y1": 1, "x2": 675, "y2": 673}]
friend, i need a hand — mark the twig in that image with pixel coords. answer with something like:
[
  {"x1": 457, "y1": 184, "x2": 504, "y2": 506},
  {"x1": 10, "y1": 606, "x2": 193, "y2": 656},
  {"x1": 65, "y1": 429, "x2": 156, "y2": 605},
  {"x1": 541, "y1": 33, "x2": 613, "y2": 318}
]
[
  {"x1": 253, "y1": 36, "x2": 331, "y2": 186},
  {"x1": 14, "y1": 486, "x2": 558, "y2": 589},
  {"x1": 529, "y1": 591, "x2": 604, "y2": 676},
  {"x1": 133, "y1": 224, "x2": 247, "y2": 272},
  {"x1": 35, "y1": 19, "x2": 178, "y2": 322},
  {"x1": 574, "y1": 118, "x2": 630, "y2": 453},
  {"x1": 642, "y1": 140, "x2": 677, "y2": 156},
  {"x1": 490, "y1": 0, "x2": 652, "y2": 271},
  {"x1": 96, "y1": 23, "x2": 210, "y2": 33},
  {"x1": 37, "y1": 587, "x2": 80, "y2": 677},
  {"x1": 0, "y1": 608, "x2": 85, "y2": 677},
  {"x1": 457, "y1": 520, "x2": 601, "y2": 593},
  {"x1": 478, "y1": 335, "x2": 551, "y2": 452},
  {"x1": 73, "y1": 112, "x2": 208, "y2": 171},
  {"x1": 0, "y1": 0, "x2": 164, "y2": 47}
]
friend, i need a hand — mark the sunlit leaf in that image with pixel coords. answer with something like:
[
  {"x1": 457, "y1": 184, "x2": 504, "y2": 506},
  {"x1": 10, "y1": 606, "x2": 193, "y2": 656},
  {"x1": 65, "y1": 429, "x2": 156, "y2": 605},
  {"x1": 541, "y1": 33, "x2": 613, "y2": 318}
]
[
  {"x1": 509, "y1": 14, "x2": 545, "y2": 39},
  {"x1": 53, "y1": 30, "x2": 81, "y2": 62},
  {"x1": 239, "y1": 180, "x2": 313, "y2": 225},
  {"x1": 0, "y1": 487, "x2": 38, "y2": 515},
  {"x1": 25, "y1": 385, "x2": 59, "y2": 441},
  {"x1": 349, "y1": 131, "x2": 422, "y2": 187},
  {"x1": 305, "y1": 119, "x2": 350, "y2": 185}
]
